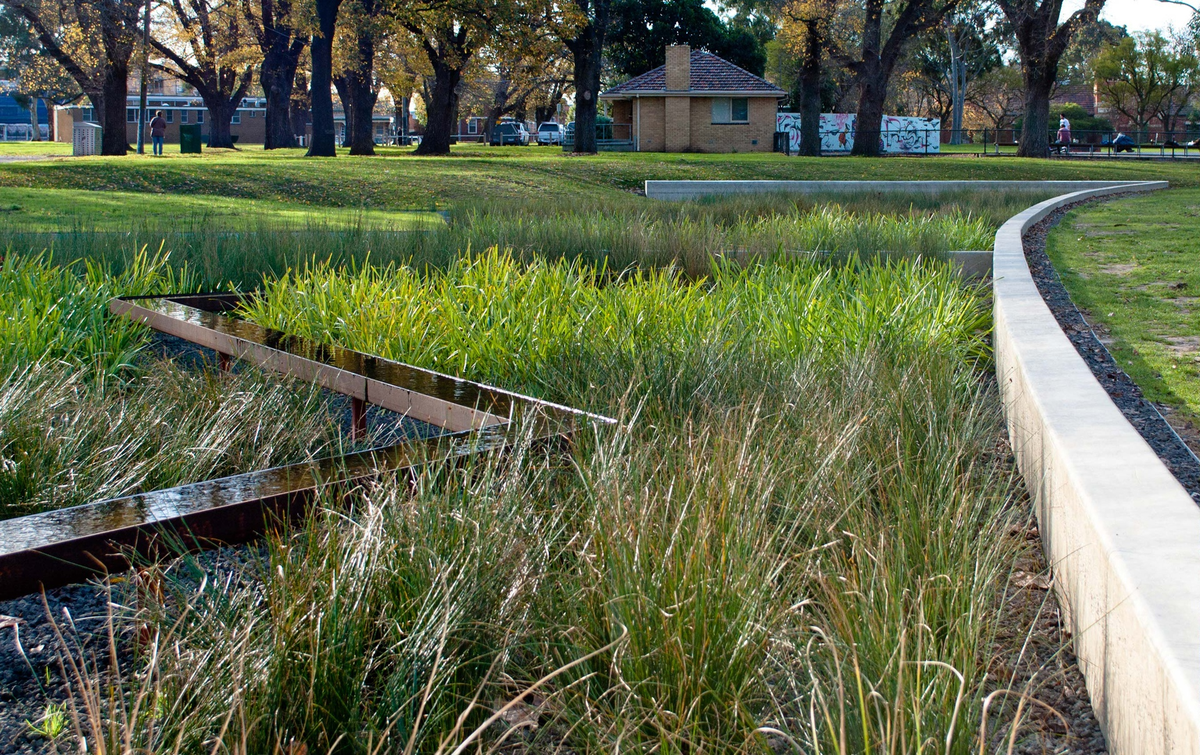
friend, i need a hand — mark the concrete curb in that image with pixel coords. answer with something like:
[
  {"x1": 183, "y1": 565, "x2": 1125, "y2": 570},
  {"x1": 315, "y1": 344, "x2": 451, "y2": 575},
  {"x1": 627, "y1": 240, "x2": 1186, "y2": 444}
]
[
  {"x1": 643, "y1": 179, "x2": 1148, "y2": 201},
  {"x1": 650, "y1": 177, "x2": 1196, "y2": 751},
  {"x1": 990, "y1": 180, "x2": 1200, "y2": 754}
]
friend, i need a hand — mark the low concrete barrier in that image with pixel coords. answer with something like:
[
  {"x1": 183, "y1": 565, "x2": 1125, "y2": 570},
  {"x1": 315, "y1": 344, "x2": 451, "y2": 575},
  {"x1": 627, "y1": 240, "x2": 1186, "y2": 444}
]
[
  {"x1": 653, "y1": 177, "x2": 1194, "y2": 751},
  {"x1": 644, "y1": 179, "x2": 1147, "y2": 201},
  {"x1": 991, "y1": 180, "x2": 1200, "y2": 754}
]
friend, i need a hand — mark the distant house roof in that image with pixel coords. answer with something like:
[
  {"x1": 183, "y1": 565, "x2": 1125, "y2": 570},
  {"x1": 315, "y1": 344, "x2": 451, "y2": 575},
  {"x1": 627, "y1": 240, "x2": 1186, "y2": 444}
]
[{"x1": 600, "y1": 50, "x2": 786, "y2": 98}]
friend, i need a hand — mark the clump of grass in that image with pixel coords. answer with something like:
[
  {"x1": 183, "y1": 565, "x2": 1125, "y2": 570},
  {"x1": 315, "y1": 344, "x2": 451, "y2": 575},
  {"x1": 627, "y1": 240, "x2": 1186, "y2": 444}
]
[
  {"x1": 0, "y1": 248, "x2": 198, "y2": 377},
  {"x1": 0, "y1": 360, "x2": 352, "y2": 519},
  {"x1": 0, "y1": 193, "x2": 1010, "y2": 289},
  {"x1": 241, "y1": 249, "x2": 989, "y2": 407},
  {"x1": 39, "y1": 244, "x2": 1034, "y2": 755}
]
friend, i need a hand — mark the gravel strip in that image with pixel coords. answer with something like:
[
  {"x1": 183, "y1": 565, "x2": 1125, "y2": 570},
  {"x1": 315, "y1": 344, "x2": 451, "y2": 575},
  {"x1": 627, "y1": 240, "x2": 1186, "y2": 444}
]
[{"x1": 1022, "y1": 200, "x2": 1200, "y2": 500}]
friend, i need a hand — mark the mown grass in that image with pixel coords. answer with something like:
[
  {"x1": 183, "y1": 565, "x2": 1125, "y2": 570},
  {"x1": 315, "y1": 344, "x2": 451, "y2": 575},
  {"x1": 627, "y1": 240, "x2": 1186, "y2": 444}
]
[
  {"x1": 1047, "y1": 188, "x2": 1200, "y2": 428},
  {"x1": 0, "y1": 144, "x2": 1189, "y2": 213},
  {"x1": 0, "y1": 187, "x2": 442, "y2": 231}
]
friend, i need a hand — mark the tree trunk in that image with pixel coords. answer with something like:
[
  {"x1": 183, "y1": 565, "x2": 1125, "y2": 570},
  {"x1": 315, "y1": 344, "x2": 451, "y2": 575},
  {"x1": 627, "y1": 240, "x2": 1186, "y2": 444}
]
[
  {"x1": 261, "y1": 47, "x2": 300, "y2": 149},
  {"x1": 571, "y1": 34, "x2": 600, "y2": 153},
  {"x1": 205, "y1": 98, "x2": 236, "y2": 148},
  {"x1": 27, "y1": 99, "x2": 41, "y2": 141},
  {"x1": 1018, "y1": 67, "x2": 1053, "y2": 157},
  {"x1": 100, "y1": 64, "x2": 130, "y2": 156},
  {"x1": 307, "y1": 0, "x2": 341, "y2": 157},
  {"x1": 334, "y1": 76, "x2": 352, "y2": 145},
  {"x1": 851, "y1": 68, "x2": 887, "y2": 157},
  {"x1": 798, "y1": 23, "x2": 823, "y2": 156},
  {"x1": 342, "y1": 27, "x2": 377, "y2": 156},
  {"x1": 415, "y1": 60, "x2": 460, "y2": 155},
  {"x1": 947, "y1": 27, "x2": 964, "y2": 144},
  {"x1": 395, "y1": 95, "x2": 408, "y2": 139}
]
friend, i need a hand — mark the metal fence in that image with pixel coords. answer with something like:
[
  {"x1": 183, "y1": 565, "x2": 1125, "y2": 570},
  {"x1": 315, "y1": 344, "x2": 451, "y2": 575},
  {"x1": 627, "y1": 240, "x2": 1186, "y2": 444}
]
[
  {"x1": 563, "y1": 122, "x2": 634, "y2": 150},
  {"x1": 981, "y1": 127, "x2": 1200, "y2": 157},
  {"x1": 0, "y1": 123, "x2": 50, "y2": 141}
]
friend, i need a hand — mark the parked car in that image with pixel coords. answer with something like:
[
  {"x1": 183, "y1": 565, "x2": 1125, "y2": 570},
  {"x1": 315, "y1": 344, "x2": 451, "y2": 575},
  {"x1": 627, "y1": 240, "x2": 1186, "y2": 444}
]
[
  {"x1": 491, "y1": 121, "x2": 530, "y2": 146},
  {"x1": 537, "y1": 122, "x2": 565, "y2": 145}
]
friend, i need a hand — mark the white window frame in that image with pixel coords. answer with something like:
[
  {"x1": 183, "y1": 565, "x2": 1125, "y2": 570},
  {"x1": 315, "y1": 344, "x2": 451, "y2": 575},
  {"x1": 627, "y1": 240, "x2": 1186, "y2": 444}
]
[
  {"x1": 180, "y1": 109, "x2": 189, "y2": 124},
  {"x1": 711, "y1": 97, "x2": 750, "y2": 124},
  {"x1": 232, "y1": 111, "x2": 241, "y2": 124}
]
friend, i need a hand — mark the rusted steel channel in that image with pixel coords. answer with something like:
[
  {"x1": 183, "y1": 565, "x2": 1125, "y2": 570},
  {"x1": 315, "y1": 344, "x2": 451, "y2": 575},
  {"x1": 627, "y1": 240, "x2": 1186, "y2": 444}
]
[{"x1": 0, "y1": 293, "x2": 614, "y2": 600}]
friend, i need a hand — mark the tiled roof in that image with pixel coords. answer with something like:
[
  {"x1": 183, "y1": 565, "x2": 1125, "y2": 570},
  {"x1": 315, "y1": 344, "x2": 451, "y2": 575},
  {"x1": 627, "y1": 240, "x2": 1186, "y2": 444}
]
[{"x1": 601, "y1": 50, "x2": 786, "y2": 97}]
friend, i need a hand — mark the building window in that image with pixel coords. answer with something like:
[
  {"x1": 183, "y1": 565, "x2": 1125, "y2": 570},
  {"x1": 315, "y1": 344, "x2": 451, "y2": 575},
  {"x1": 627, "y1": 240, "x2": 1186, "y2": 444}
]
[
  {"x1": 232, "y1": 111, "x2": 241, "y2": 124},
  {"x1": 249, "y1": 109, "x2": 257, "y2": 117},
  {"x1": 467, "y1": 119, "x2": 477, "y2": 134},
  {"x1": 711, "y1": 97, "x2": 749, "y2": 124},
  {"x1": 82, "y1": 107, "x2": 95, "y2": 121},
  {"x1": 127, "y1": 108, "x2": 138, "y2": 123},
  {"x1": 166, "y1": 110, "x2": 174, "y2": 123},
  {"x1": 180, "y1": 110, "x2": 188, "y2": 124},
  {"x1": 196, "y1": 110, "x2": 204, "y2": 124}
]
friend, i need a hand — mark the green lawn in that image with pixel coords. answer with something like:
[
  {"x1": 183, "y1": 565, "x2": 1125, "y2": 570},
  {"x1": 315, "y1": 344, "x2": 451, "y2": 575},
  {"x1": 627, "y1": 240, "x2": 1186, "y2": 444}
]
[
  {"x1": 0, "y1": 186, "x2": 442, "y2": 231},
  {"x1": 1046, "y1": 188, "x2": 1200, "y2": 425},
  {"x1": 0, "y1": 140, "x2": 72, "y2": 157},
  {"x1": 0, "y1": 144, "x2": 1191, "y2": 225}
]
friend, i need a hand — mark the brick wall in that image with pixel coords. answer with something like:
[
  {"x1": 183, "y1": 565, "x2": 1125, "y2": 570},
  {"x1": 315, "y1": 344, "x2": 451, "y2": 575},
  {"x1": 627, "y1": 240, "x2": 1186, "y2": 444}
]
[
  {"x1": 636, "y1": 97, "x2": 665, "y2": 151},
  {"x1": 119, "y1": 111, "x2": 268, "y2": 145},
  {"x1": 687, "y1": 96, "x2": 776, "y2": 152},
  {"x1": 664, "y1": 97, "x2": 691, "y2": 151},
  {"x1": 609, "y1": 94, "x2": 777, "y2": 152},
  {"x1": 665, "y1": 45, "x2": 690, "y2": 91}
]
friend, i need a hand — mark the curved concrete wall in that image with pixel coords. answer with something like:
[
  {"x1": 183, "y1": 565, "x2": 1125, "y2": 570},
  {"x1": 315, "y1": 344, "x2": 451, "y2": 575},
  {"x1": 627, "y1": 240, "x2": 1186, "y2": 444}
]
[
  {"x1": 651, "y1": 176, "x2": 1195, "y2": 751},
  {"x1": 644, "y1": 179, "x2": 1153, "y2": 201},
  {"x1": 990, "y1": 181, "x2": 1200, "y2": 754}
]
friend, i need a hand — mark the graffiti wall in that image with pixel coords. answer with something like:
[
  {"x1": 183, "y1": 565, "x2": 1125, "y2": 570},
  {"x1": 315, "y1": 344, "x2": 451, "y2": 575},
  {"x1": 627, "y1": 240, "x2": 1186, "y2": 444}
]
[{"x1": 775, "y1": 114, "x2": 940, "y2": 154}]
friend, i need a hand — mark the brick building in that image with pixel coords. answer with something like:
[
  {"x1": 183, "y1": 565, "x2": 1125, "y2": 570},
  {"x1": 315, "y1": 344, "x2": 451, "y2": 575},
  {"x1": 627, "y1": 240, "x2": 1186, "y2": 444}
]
[
  {"x1": 600, "y1": 45, "x2": 786, "y2": 153},
  {"x1": 57, "y1": 73, "x2": 394, "y2": 146}
]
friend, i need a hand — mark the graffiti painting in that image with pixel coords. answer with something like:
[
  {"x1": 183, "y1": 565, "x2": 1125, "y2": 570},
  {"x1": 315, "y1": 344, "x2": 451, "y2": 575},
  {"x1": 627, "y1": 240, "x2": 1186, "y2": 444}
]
[{"x1": 775, "y1": 114, "x2": 940, "y2": 154}]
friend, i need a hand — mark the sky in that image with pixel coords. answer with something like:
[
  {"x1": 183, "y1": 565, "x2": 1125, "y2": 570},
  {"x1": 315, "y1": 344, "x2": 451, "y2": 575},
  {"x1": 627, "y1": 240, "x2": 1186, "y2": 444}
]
[{"x1": 1065, "y1": 0, "x2": 1196, "y2": 33}]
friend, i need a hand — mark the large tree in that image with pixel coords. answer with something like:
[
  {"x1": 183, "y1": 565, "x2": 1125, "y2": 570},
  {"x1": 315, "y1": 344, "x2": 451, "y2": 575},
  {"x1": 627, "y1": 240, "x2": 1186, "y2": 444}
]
[
  {"x1": 836, "y1": 0, "x2": 960, "y2": 156},
  {"x1": 781, "y1": 0, "x2": 837, "y2": 155},
  {"x1": 152, "y1": 0, "x2": 260, "y2": 148},
  {"x1": 563, "y1": 0, "x2": 606, "y2": 153},
  {"x1": 333, "y1": 0, "x2": 381, "y2": 154},
  {"x1": 400, "y1": 0, "x2": 564, "y2": 155},
  {"x1": 243, "y1": 0, "x2": 305, "y2": 148},
  {"x1": 903, "y1": 5, "x2": 1001, "y2": 142},
  {"x1": 995, "y1": 0, "x2": 1105, "y2": 156},
  {"x1": 1095, "y1": 31, "x2": 1199, "y2": 136},
  {"x1": 606, "y1": 0, "x2": 768, "y2": 78},
  {"x1": 0, "y1": 7, "x2": 81, "y2": 140},
  {"x1": 3, "y1": 0, "x2": 141, "y2": 155},
  {"x1": 307, "y1": 0, "x2": 342, "y2": 156}
]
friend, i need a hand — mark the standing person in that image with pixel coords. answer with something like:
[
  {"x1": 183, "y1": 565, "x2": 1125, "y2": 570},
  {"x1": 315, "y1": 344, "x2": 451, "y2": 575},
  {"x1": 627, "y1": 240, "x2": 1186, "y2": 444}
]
[{"x1": 149, "y1": 110, "x2": 167, "y2": 156}]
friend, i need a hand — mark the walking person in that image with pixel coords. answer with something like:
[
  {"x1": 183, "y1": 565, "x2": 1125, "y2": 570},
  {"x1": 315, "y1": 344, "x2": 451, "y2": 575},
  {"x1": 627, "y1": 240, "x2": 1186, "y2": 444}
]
[{"x1": 149, "y1": 110, "x2": 167, "y2": 156}]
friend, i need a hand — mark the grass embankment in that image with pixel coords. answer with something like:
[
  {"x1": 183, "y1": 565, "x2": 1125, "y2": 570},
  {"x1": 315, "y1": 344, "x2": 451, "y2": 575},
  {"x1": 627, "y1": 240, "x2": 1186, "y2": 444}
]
[
  {"x1": 0, "y1": 143, "x2": 1191, "y2": 216},
  {"x1": 1047, "y1": 188, "x2": 1200, "y2": 426},
  {"x1": 0, "y1": 186, "x2": 442, "y2": 231}
]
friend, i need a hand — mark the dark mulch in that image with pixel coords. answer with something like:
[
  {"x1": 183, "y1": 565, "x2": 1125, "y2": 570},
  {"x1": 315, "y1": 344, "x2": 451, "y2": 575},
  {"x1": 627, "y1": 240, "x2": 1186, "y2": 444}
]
[{"x1": 1022, "y1": 200, "x2": 1200, "y2": 500}]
